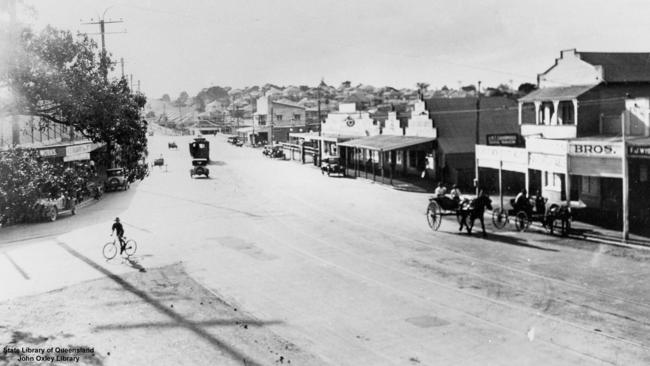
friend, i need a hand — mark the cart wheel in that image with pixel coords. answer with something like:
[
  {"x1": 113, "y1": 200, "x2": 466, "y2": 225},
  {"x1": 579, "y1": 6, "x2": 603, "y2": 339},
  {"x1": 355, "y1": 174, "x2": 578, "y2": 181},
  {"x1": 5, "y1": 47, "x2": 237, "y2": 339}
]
[
  {"x1": 514, "y1": 211, "x2": 530, "y2": 232},
  {"x1": 491, "y1": 207, "x2": 508, "y2": 229},
  {"x1": 426, "y1": 201, "x2": 442, "y2": 231}
]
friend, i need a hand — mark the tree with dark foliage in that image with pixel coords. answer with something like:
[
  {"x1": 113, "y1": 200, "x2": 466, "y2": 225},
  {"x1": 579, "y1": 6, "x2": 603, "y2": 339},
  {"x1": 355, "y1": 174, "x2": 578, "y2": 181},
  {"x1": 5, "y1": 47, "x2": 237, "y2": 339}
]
[{"x1": 4, "y1": 25, "x2": 148, "y2": 171}]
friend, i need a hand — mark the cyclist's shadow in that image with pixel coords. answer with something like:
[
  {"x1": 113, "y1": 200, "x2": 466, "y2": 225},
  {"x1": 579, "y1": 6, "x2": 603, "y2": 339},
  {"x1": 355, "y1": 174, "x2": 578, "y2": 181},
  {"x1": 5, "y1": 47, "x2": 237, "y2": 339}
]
[{"x1": 123, "y1": 256, "x2": 147, "y2": 272}]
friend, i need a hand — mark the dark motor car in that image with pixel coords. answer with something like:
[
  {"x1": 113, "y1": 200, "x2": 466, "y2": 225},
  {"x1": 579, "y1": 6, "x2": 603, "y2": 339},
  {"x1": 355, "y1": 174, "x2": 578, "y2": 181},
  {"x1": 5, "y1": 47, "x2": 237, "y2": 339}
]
[
  {"x1": 104, "y1": 168, "x2": 130, "y2": 191},
  {"x1": 190, "y1": 158, "x2": 210, "y2": 178},
  {"x1": 321, "y1": 156, "x2": 345, "y2": 177}
]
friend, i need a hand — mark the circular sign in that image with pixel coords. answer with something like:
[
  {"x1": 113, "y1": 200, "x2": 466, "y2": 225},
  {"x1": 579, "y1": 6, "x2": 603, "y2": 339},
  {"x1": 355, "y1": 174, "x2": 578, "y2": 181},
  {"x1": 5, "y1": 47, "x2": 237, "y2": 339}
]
[{"x1": 345, "y1": 117, "x2": 355, "y2": 127}]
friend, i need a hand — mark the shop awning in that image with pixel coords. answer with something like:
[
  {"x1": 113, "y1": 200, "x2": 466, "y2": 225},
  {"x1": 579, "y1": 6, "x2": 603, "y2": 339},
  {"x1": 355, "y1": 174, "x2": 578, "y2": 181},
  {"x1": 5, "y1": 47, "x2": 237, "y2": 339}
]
[
  {"x1": 338, "y1": 135, "x2": 435, "y2": 151},
  {"x1": 519, "y1": 84, "x2": 598, "y2": 103}
]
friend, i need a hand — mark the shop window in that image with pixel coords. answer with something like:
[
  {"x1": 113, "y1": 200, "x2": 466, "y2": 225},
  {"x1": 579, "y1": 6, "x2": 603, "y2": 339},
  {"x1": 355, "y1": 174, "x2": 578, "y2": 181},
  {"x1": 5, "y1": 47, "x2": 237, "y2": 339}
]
[{"x1": 581, "y1": 176, "x2": 600, "y2": 195}]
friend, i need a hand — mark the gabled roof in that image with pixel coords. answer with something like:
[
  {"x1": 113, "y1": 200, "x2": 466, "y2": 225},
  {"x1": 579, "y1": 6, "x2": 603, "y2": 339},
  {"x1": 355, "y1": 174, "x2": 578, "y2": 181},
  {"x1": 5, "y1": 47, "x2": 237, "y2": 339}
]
[
  {"x1": 578, "y1": 52, "x2": 650, "y2": 82},
  {"x1": 272, "y1": 99, "x2": 305, "y2": 109}
]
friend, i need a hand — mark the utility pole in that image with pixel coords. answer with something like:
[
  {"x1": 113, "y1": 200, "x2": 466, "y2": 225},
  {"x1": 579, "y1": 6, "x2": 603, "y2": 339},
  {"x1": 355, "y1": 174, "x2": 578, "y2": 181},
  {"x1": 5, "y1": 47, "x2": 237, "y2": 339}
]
[
  {"x1": 120, "y1": 57, "x2": 124, "y2": 78},
  {"x1": 475, "y1": 80, "x2": 481, "y2": 195},
  {"x1": 622, "y1": 109, "x2": 629, "y2": 241},
  {"x1": 137, "y1": 80, "x2": 141, "y2": 93},
  {"x1": 81, "y1": 10, "x2": 124, "y2": 81}
]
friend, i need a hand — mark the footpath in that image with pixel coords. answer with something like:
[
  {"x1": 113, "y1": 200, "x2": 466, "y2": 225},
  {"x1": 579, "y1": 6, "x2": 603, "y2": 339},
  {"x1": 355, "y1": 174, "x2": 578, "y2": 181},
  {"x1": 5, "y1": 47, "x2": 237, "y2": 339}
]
[{"x1": 337, "y1": 170, "x2": 650, "y2": 249}]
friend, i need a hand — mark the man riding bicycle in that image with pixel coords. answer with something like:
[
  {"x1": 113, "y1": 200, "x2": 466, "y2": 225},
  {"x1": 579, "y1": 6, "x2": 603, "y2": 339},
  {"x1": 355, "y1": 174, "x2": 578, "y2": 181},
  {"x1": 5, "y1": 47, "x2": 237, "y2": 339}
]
[{"x1": 111, "y1": 217, "x2": 126, "y2": 254}]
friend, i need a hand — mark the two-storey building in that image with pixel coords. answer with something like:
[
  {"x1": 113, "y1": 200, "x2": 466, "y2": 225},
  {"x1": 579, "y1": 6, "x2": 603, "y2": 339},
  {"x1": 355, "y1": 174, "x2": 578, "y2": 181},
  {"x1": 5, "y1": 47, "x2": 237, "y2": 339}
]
[
  {"x1": 250, "y1": 95, "x2": 307, "y2": 144},
  {"x1": 477, "y1": 49, "x2": 650, "y2": 233}
]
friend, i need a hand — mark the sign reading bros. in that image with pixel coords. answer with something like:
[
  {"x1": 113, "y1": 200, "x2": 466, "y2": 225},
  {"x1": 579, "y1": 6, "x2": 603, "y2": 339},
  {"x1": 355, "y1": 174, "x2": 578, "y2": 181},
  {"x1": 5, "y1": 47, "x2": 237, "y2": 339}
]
[{"x1": 569, "y1": 141, "x2": 621, "y2": 157}]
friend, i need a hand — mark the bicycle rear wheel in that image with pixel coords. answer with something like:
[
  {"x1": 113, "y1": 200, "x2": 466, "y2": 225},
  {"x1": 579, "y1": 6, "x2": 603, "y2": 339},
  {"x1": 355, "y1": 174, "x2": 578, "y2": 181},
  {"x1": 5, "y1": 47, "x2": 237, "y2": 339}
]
[
  {"x1": 123, "y1": 239, "x2": 137, "y2": 256},
  {"x1": 103, "y1": 242, "x2": 117, "y2": 259}
]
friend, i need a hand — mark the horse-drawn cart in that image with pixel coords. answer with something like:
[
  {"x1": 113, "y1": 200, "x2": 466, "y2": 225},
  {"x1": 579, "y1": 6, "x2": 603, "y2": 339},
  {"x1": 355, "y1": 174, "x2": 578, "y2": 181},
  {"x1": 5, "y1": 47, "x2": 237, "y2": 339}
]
[
  {"x1": 426, "y1": 196, "x2": 467, "y2": 231},
  {"x1": 492, "y1": 198, "x2": 584, "y2": 236}
]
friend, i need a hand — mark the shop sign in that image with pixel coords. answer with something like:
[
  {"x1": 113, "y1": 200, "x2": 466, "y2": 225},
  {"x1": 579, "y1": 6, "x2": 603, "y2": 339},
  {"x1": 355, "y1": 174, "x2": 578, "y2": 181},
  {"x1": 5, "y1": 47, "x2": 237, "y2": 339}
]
[
  {"x1": 476, "y1": 145, "x2": 527, "y2": 163},
  {"x1": 628, "y1": 145, "x2": 650, "y2": 157},
  {"x1": 568, "y1": 141, "x2": 622, "y2": 158},
  {"x1": 526, "y1": 138, "x2": 568, "y2": 155},
  {"x1": 39, "y1": 147, "x2": 64, "y2": 157},
  {"x1": 66, "y1": 143, "x2": 93, "y2": 156},
  {"x1": 64, "y1": 153, "x2": 90, "y2": 162},
  {"x1": 529, "y1": 153, "x2": 566, "y2": 171},
  {"x1": 486, "y1": 134, "x2": 520, "y2": 146}
]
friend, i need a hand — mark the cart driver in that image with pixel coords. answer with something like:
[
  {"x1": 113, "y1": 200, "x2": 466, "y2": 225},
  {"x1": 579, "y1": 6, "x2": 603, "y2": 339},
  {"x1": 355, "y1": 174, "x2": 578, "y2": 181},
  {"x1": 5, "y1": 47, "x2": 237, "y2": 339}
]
[
  {"x1": 434, "y1": 182, "x2": 447, "y2": 197},
  {"x1": 513, "y1": 188, "x2": 531, "y2": 213},
  {"x1": 111, "y1": 217, "x2": 126, "y2": 254}
]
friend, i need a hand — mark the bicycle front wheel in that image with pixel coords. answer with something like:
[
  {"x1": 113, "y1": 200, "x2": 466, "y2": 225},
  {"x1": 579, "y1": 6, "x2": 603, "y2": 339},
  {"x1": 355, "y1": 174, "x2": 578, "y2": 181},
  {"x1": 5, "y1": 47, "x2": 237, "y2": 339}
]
[
  {"x1": 103, "y1": 242, "x2": 117, "y2": 259},
  {"x1": 123, "y1": 239, "x2": 137, "y2": 256}
]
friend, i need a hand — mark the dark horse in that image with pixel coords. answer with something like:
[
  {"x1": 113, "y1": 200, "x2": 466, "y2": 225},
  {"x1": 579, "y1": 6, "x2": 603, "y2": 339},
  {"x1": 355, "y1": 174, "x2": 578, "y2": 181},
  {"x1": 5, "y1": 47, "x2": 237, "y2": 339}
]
[{"x1": 459, "y1": 191, "x2": 493, "y2": 236}]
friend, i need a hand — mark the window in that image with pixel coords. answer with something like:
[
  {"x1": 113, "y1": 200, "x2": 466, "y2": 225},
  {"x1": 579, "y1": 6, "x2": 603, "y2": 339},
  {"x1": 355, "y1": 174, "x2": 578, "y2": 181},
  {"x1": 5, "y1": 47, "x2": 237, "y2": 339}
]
[
  {"x1": 275, "y1": 115, "x2": 283, "y2": 121},
  {"x1": 580, "y1": 176, "x2": 600, "y2": 195},
  {"x1": 293, "y1": 114, "x2": 301, "y2": 121},
  {"x1": 258, "y1": 115, "x2": 266, "y2": 126}
]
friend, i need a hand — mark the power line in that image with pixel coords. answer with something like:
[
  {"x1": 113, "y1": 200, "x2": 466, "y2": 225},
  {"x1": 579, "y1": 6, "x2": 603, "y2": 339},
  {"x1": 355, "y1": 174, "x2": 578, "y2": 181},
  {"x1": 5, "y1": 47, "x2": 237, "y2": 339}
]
[{"x1": 81, "y1": 9, "x2": 125, "y2": 80}]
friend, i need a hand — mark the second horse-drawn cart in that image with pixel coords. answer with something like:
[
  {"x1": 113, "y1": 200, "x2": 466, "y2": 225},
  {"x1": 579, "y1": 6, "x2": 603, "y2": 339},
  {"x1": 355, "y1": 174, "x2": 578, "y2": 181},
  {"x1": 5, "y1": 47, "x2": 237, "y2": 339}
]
[{"x1": 491, "y1": 197, "x2": 584, "y2": 236}]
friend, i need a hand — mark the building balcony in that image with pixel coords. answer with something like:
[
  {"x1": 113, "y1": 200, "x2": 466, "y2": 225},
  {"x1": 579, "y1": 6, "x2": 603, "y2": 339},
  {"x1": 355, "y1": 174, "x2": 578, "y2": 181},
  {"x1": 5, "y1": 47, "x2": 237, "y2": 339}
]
[{"x1": 520, "y1": 124, "x2": 576, "y2": 139}]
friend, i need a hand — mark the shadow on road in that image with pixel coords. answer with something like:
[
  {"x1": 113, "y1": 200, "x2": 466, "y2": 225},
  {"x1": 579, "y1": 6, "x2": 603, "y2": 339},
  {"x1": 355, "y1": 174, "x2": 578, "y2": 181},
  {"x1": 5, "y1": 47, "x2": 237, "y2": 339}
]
[
  {"x1": 450, "y1": 231, "x2": 560, "y2": 252},
  {"x1": 56, "y1": 239, "x2": 277, "y2": 366}
]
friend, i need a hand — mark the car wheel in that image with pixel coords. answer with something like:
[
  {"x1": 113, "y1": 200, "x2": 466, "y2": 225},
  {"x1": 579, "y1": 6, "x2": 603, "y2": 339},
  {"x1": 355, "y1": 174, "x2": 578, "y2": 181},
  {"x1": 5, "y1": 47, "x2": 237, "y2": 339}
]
[{"x1": 47, "y1": 206, "x2": 58, "y2": 222}]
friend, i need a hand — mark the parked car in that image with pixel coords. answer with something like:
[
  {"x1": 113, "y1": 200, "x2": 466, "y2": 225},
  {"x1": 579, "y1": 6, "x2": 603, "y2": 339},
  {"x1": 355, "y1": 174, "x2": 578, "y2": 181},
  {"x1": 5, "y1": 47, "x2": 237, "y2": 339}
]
[
  {"x1": 321, "y1": 157, "x2": 345, "y2": 177},
  {"x1": 33, "y1": 195, "x2": 76, "y2": 222},
  {"x1": 263, "y1": 145, "x2": 284, "y2": 159},
  {"x1": 190, "y1": 158, "x2": 210, "y2": 178},
  {"x1": 104, "y1": 168, "x2": 130, "y2": 191},
  {"x1": 168, "y1": 141, "x2": 178, "y2": 149}
]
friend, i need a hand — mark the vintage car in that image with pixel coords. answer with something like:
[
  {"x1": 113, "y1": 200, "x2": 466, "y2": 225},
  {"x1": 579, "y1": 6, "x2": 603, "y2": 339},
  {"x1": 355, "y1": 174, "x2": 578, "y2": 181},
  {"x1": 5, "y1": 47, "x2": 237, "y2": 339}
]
[
  {"x1": 262, "y1": 145, "x2": 284, "y2": 159},
  {"x1": 227, "y1": 136, "x2": 244, "y2": 146},
  {"x1": 104, "y1": 168, "x2": 130, "y2": 191},
  {"x1": 33, "y1": 195, "x2": 76, "y2": 222},
  {"x1": 168, "y1": 141, "x2": 178, "y2": 149},
  {"x1": 321, "y1": 157, "x2": 345, "y2": 177},
  {"x1": 190, "y1": 158, "x2": 210, "y2": 178},
  {"x1": 153, "y1": 157, "x2": 165, "y2": 167}
]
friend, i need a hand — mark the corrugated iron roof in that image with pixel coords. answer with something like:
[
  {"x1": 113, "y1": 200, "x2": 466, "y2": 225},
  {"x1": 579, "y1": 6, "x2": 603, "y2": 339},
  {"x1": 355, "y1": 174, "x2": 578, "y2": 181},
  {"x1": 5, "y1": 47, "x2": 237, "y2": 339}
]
[
  {"x1": 518, "y1": 84, "x2": 597, "y2": 102},
  {"x1": 579, "y1": 52, "x2": 650, "y2": 82},
  {"x1": 338, "y1": 135, "x2": 435, "y2": 151}
]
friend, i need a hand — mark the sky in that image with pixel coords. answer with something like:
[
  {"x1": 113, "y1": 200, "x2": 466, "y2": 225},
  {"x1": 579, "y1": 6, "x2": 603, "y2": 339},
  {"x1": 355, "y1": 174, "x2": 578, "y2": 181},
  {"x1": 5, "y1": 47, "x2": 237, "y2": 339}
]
[{"x1": 9, "y1": 0, "x2": 650, "y2": 100}]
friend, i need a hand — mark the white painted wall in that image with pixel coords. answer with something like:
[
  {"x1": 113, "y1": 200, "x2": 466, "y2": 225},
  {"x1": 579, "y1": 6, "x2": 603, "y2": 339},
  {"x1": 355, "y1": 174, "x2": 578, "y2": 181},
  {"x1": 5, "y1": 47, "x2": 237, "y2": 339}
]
[{"x1": 539, "y1": 50, "x2": 603, "y2": 88}]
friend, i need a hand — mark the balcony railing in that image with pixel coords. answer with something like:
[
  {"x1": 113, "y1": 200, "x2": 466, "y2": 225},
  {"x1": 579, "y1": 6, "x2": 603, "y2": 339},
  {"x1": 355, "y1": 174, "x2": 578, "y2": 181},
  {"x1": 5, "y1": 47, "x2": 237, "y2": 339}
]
[{"x1": 520, "y1": 124, "x2": 576, "y2": 139}]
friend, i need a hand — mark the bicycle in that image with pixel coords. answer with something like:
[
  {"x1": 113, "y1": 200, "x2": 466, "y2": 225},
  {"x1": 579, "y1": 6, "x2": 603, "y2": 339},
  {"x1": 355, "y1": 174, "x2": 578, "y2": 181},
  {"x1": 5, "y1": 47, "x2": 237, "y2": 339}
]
[{"x1": 103, "y1": 236, "x2": 137, "y2": 259}]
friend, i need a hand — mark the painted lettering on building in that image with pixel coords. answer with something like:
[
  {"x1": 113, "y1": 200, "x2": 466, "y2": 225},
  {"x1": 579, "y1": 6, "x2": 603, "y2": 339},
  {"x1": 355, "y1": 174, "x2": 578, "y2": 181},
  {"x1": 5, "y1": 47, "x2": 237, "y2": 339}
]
[
  {"x1": 568, "y1": 142, "x2": 621, "y2": 157},
  {"x1": 628, "y1": 145, "x2": 650, "y2": 157}
]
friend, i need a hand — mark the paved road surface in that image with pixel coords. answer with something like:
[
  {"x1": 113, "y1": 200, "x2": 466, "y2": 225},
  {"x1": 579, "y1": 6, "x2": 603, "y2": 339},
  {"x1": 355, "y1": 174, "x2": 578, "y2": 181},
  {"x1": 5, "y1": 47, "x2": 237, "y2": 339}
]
[{"x1": 1, "y1": 134, "x2": 650, "y2": 365}]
